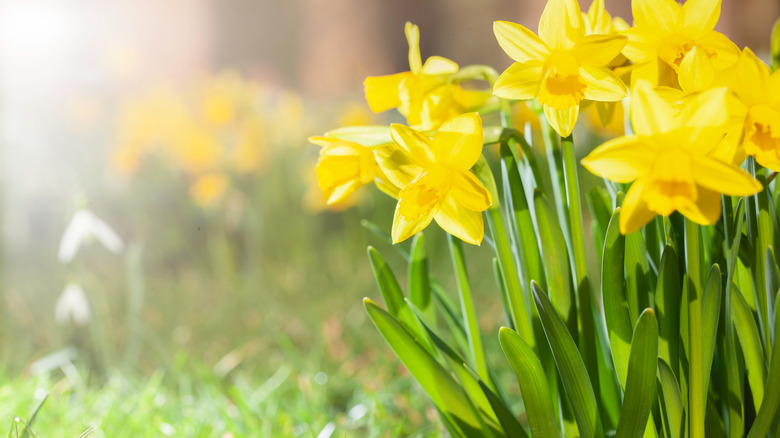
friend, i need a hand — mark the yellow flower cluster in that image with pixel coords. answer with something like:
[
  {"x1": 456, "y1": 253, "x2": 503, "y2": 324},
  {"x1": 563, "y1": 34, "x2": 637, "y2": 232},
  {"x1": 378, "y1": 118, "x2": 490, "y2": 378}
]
[
  {"x1": 113, "y1": 72, "x2": 283, "y2": 207},
  {"x1": 313, "y1": 0, "x2": 777, "y2": 241}
]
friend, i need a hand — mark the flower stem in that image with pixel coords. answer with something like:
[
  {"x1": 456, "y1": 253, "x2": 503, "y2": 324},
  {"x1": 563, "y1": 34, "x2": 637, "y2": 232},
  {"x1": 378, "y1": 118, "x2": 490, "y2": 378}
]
[
  {"x1": 561, "y1": 134, "x2": 588, "y2": 287},
  {"x1": 685, "y1": 218, "x2": 704, "y2": 438}
]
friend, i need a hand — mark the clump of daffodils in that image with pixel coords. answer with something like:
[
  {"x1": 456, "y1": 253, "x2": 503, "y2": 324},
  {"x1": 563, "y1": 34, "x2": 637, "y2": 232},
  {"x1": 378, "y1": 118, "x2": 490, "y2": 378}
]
[{"x1": 313, "y1": 1, "x2": 780, "y2": 437}]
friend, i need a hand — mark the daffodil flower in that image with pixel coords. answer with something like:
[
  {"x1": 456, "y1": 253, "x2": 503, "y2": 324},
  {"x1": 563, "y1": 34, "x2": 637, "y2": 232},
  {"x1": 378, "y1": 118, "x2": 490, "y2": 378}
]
[
  {"x1": 725, "y1": 48, "x2": 780, "y2": 171},
  {"x1": 581, "y1": 81, "x2": 762, "y2": 234},
  {"x1": 493, "y1": 0, "x2": 628, "y2": 137},
  {"x1": 364, "y1": 23, "x2": 490, "y2": 131},
  {"x1": 623, "y1": 0, "x2": 739, "y2": 88},
  {"x1": 309, "y1": 126, "x2": 397, "y2": 205},
  {"x1": 373, "y1": 113, "x2": 492, "y2": 244}
]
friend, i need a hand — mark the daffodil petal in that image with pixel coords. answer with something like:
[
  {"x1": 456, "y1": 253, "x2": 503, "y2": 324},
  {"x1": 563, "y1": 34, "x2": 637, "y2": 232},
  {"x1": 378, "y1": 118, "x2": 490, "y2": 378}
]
[
  {"x1": 493, "y1": 61, "x2": 544, "y2": 100},
  {"x1": 432, "y1": 113, "x2": 483, "y2": 170},
  {"x1": 619, "y1": 181, "x2": 656, "y2": 234},
  {"x1": 434, "y1": 193, "x2": 484, "y2": 245},
  {"x1": 422, "y1": 56, "x2": 459, "y2": 75},
  {"x1": 735, "y1": 48, "x2": 771, "y2": 105},
  {"x1": 390, "y1": 123, "x2": 435, "y2": 166},
  {"x1": 364, "y1": 73, "x2": 408, "y2": 113},
  {"x1": 693, "y1": 157, "x2": 763, "y2": 196},
  {"x1": 572, "y1": 34, "x2": 628, "y2": 66},
  {"x1": 698, "y1": 31, "x2": 740, "y2": 70},
  {"x1": 677, "y1": 186, "x2": 721, "y2": 225},
  {"x1": 622, "y1": 28, "x2": 661, "y2": 64},
  {"x1": 538, "y1": 0, "x2": 584, "y2": 50},
  {"x1": 392, "y1": 203, "x2": 435, "y2": 244},
  {"x1": 373, "y1": 143, "x2": 424, "y2": 188},
  {"x1": 308, "y1": 136, "x2": 337, "y2": 147},
  {"x1": 631, "y1": 0, "x2": 679, "y2": 32},
  {"x1": 681, "y1": 0, "x2": 721, "y2": 36},
  {"x1": 581, "y1": 136, "x2": 653, "y2": 183},
  {"x1": 678, "y1": 47, "x2": 715, "y2": 93},
  {"x1": 581, "y1": 66, "x2": 627, "y2": 102},
  {"x1": 770, "y1": 72, "x2": 780, "y2": 107},
  {"x1": 630, "y1": 81, "x2": 676, "y2": 135},
  {"x1": 493, "y1": 21, "x2": 549, "y2": 63},
  {"x1": 451, "y1": 170, "x2": 492, "y2": 211},
  {"x1": 405, "y1": 22, "x2": 423, "y2": 75},
  {"x1": 678, "y1": 87, "x2": 728, "y2": 132},
  {"x1": 544, "y1": 104, "x2": 579, "y2": 137}
]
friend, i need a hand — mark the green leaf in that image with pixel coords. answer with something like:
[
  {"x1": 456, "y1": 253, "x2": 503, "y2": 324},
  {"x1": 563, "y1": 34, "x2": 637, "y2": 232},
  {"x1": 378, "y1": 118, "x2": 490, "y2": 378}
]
[
  {"x1": 765, "y1": 247, "x2": 778, "y2": 329},
  {"x1": 532, "y1": 282, "x2": 604, "y2": 438},
  {"x1": 364, "y1": 298, "x2": 488, "y2": 438},
  {"x1": 615, "y1": 309, "x2": 658, "y2": 438},
  {"x1": 731, "y1": 284, "x2": 766, "y2": 409},
  {"x1": 534, "y1": 190, "x2": 576, "y2": 336},
  {"x1": 500, "y1": 141, "x2": 546, "y2": 292},
  {"x1": 656, "y1": 245, "x2": 681, "y2": 379},
  {"x1": 625, "y1": 228, "x2": 652, "y2": 325},
  {"x1": 747, "y1": 292, "x2": 780, "y2": 438},
  {"x1": 601, "y1": 207, "x2": 633, "y2": 389},
  {"x1": 701, "y1": 264, "x2": 722, "y2": 400},
  {"x1": 408, "y1": 233, "x2": 433, "y2": 320},
  {"x1": 499, "y1": 327, "x2": 560, "y2": 438},
  {"x1": 657, "y1": 358, "x2": 684, "y2": 438},
  {"x1": 474, "y1": 372, "x2": 529, "y2": 438},
  {"x1": 587, "y1": 186, "x2": 613, "y2": 260}
]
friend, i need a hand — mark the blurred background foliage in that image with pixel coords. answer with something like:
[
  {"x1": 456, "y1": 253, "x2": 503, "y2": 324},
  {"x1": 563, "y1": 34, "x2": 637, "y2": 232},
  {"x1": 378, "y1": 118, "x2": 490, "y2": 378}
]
[{"x1": 0, "y1": 0, "x2": 777, "y2": 436}]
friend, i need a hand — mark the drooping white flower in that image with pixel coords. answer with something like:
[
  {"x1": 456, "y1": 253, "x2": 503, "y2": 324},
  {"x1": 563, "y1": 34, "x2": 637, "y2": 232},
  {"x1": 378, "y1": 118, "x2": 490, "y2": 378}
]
[
  {"x1": 55, "y1": 283, "x2": 90, "y2": 325},
  {"x1": 58, "y1": 209, "x2": 124, "y2": 263}
]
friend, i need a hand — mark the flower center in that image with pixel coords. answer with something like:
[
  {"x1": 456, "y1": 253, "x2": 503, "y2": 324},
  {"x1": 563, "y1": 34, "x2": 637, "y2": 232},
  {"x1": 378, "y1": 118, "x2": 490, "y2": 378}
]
[
  {"x1": 538, "y1": 51, "x2": 586, "y2": 109},
  {"x1": 743, "y1": 104, "x2": 780, "y2": 169},
  {"x1": 644, "y1": 150, "x2": 697, "y2": 216},
  {"x1": 397, "y1": 165, "x2": 452, "y2": 219}
]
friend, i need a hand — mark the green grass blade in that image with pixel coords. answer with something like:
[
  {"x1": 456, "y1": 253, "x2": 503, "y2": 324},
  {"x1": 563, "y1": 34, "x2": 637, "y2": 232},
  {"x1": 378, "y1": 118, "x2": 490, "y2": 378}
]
[
  {"x1": 657, "y1": 358, "x2": 684, "y2": 438},
  {"x1": 616, "y1": 309, "x2": 658, "y2": 438},
  {"x1": 408, "y1": 233, "x2": 433, "y2": 321},
  {"x1": 747, "y1": 293, "x2": 780, "y2": 438},
  {"x1": 534, "y1": 190, "x2": 576, "y2": 336},
  {"x1": 364, "y1": 298, "x2": 488, "y2": 438},
  {"x1": 701, "y1": 265, "x2": 722, "y2": 399},
  {"x1": 602, "y1": 207, "x2": 633, "y2": 389},
  {"x1": 499, "y1": 327, "x2": 560, "y2": 438},
  {"x1": 19, "y1": 393, "x2": 48, "y2": 438},
  {"x1": 532, "y1": 282, "x2": 603, "y2": 438},
  {"x1": 731, "y1": 284, "x2": 766, "y2": 409},
  {"x1": 656, "y1": 245, "x2": 681, "y2": 379}
]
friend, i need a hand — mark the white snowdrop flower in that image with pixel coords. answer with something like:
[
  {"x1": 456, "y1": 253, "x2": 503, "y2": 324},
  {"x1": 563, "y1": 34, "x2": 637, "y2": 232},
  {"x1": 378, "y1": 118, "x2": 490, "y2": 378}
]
[
  {"x1": 58, "y1": 209, "x2": 124, "y2": 263},
  {"x1": 55, "y1": 282, "x2": 91, "y2": 325}
]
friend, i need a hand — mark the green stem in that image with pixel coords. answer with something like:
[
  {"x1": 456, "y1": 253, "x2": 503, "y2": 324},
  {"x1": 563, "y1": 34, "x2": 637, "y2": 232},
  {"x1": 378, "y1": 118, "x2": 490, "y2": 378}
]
[
  {"x1": 540, "y1": 117, "x2": 571, "y2": 248},
  {"x1": 447, "y1": 234, "x2": 489, "y2": 384},
  {"x1": 685, "y1": 218, "x2": 705, "y2": 438},
  {"x1": 561, "y1": 134, "x2": 588, "y2": 288}
]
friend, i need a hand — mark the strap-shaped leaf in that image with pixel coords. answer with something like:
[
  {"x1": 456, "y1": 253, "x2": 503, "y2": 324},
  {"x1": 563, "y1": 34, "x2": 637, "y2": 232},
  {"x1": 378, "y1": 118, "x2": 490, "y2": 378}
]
[
  {"x1": 408, "y1": 233, "x2": 432, "y2": 320},
  {"x1": 602, "y1": 208, "x2": 633, "y2": 389},
  {"x1": 532, "y1": 282, "x2": 604, "y2": 438},
  {"x1": 656, "y1": 245, "x2": 680, "y2": 378},
  {"x1": 747, "y1": 292, "x2": 780, "y2": 438},
  {"x1": 499, "y1": 327, "x2": 559, "y2": 438},
  {"x1": 616, "y1": 309, "x2": 658, "y2": 438},
  {"x1": 701, "y1": 265, "x2": 722, "y2": 399},
  {"x1": 657, "y1": 358, "x2": 684, "y2": 438},
  {"x1": 731, "y1": 284, "x2": 766, "y2": 409},
  {"x1": 534, "y1": 191, "x2": 575, "y2": 336},
  {"x1": 364, "y1": 298, "x2": 487, "y2": 438}
]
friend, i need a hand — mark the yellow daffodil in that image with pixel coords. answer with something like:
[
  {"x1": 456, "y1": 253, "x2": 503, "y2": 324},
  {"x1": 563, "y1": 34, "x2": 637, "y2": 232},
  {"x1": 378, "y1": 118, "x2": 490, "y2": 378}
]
[
  {"x1": 581, "y1": 81, "x2": 762, "y2": 234},
  {"x1": 623, "y1": 0, "x2": 739, "y2": 88},
  {"x1": 309, "y1": 132, "x2": 395, "y2": 205},
  {"x1": 725, "y1": 48, "x2": 780, "y2": 170},
  {"x1": 373, "y1": 113, "x2": 492, "y2": 244},
  {"x1": 190, "y1": 173, "x2": 229, "y2": 207},
  {"x1": 493, "y1": 0, "x2": 628, "y2": 137},
  {"x1": 364, "y1": 22, "x2": 490, "y2": 131}
]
